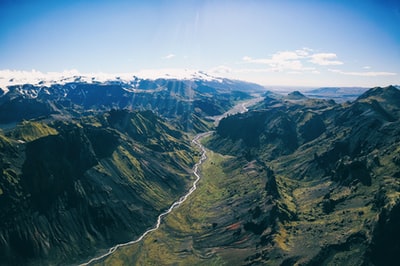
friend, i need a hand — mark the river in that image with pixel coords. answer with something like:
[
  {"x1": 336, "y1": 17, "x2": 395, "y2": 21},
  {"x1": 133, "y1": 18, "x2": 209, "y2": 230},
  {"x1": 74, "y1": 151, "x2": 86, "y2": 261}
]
[
  {"x1": 79, "y1": 132, "x2": 211, "y2": 265},
  {"x1": 209, "y1": 96, "x2": 263, "y2": 126},
  {"x1": 80, "y1": 97, "x2": 260, "y2": 265}
]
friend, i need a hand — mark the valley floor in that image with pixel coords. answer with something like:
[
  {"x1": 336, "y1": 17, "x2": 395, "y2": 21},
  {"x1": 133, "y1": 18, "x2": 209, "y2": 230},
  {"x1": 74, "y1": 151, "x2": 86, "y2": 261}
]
[
  {"x1": 93, "y1": 147, "x2": 270, "y2": 265},
  {"x1": 89, "y1": 138, "x2": 400, "y2": 266}
]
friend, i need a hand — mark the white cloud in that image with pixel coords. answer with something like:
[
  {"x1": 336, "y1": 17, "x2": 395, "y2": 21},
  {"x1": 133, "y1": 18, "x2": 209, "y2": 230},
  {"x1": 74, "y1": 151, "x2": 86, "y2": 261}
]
[
  {"x1": 242, "y1": 48, "x2": 346, "y2": 74},
  {"x1": 242, "y1": 56, "x2": 252, "y2": 62},
  {"x1": 241, "y1": 48, "x2": 399, "y2": 86},
  {"x1": 162, "y1": 54, "x2": 176, "y2": 59},
  {"x1": 242, "y1": 48, "x2": 316, "y2": 72},
  {"x1": 235, "y1": 68, "x2": 276, "y2": 73},
  {"x1": 242, "y1": 56, "x2": 271, "y2": 65},
  {"x1": 329, "y1": 69, "x2": 397, "y2": 77},
  {"x1": 309, "y1": 53, "x2": 343, "y2": 66},
  {"x1": 209, "y1": 65, "x2": 233, "y2": 74},
  {"x1": 272, "y1": 51, "x2": 304, "y2": 61},
  {"x1": 296, "y1": 47, "x2": 313, "y2": 57}
]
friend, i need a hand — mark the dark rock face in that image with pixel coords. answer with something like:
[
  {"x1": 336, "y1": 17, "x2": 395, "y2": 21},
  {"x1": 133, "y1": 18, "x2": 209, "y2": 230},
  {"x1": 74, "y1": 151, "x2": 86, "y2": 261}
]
[
  {"x1": 22, "y1": 128, "x2": 99, "y2": 212},
  {"x1": 211, "y1": 100, "x2": 330, "y2": 160},
  {"x1": 367, "y1": 201, "x2": 400, "y2": 266},
  {"x1": 264, "y1": 165, "x2": 280, "y2": 199},
  {"x1": 217, "y1": 111, "x2": 269, "y2": 147},
  {"x1": 331, "y1": 157, "x2": 371, "y2": 186},
  {"x1": 298, "y1": 112, "x2": 326, "y2": 143},
  {"x1": 0, "y1": 97, "x2": 54, "y2": 123},
  {"x1": 85, "y1": 127, "x2": 120, "y2": 159},
  {"x1": 306, "y1": 232, "x2": 368, "y2": 266}
]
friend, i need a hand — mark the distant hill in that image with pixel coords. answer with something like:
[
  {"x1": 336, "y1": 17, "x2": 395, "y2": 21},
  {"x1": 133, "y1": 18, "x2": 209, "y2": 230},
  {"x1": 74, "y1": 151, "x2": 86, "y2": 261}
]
[
  {"x1": 304, "y1": 86, "x2": 368, "y2": 102},
  {"x1": 286, "y1": 90, "x2": 308, "y2": 100}
]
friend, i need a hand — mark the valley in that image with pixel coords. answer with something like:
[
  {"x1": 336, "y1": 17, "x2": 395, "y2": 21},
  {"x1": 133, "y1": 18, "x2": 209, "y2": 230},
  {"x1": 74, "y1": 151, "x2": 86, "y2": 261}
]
[
  {"x1": 0, "y1": 75, "x2": 266, "y2": 265},
  {"x1": 97, "y1": 150, "x2": 271, "y2": 266},
  {"x1": 81, "y1": 97, "x2": 264, "y2": 265},
  {"x1": 0, "y1": 74, "x2": 399, "y2": 265},
  {"x1": 1, "y1": 0, "x2": 399, "y2": 264},
  {"x1": 92, "y1": 85, "x2": 400, "y2": 265},
  {"x1": 80, "y1": 131, "x2": 211, "y2": 265}
]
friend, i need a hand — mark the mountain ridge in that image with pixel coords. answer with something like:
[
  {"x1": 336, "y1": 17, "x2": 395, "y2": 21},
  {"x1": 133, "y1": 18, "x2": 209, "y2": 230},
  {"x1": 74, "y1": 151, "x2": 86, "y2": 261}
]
[
  {"x1": 0, "y1": 75, "x2": 263, "y2": 133},
  {"x1": 0, "y1": 109, "x2": 197, "y2": 265},
  {"x1": 202, "y1": 85, "x2": 400, "y2": 265}
]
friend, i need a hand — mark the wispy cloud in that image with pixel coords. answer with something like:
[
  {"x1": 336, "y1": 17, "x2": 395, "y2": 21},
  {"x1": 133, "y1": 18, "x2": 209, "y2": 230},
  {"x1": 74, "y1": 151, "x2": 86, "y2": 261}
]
[
  {"x1": 162, "y1": 54, "x2": 176, "y2": 59},
  {"x1": 329, "y1": 69, "x2": 397, "y2": 77},
  {"x1": 209, "y1": 65, "x2": 233, "y2": 74},
  {"x1": 309, "y1": 53, "x2": 343, "y2": 66},
  {"x1": 242, "y1": 48, "x2": 343, "y2": 73}
]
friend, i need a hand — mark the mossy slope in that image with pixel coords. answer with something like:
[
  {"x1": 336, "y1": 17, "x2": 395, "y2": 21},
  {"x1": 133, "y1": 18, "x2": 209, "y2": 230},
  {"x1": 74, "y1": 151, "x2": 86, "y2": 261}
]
[{"x1": 0, "y1": 110, "x2": 196, "y2": 265}]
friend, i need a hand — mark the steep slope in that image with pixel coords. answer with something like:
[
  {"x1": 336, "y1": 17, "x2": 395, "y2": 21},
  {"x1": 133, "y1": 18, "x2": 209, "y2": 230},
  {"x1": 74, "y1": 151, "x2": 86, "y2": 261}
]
[
  {"x1": 9, "y1": 121, "x2": 58, "y2": 142},
  {"x1": 209, "y1": 96, "x2": 334, "y2": 160},
  {"x1": 0, "y1": 110, "x2": 196, "y2": 265},
  {"x1": 205, "y1": 86, "x2": 400, "y2": 265}
]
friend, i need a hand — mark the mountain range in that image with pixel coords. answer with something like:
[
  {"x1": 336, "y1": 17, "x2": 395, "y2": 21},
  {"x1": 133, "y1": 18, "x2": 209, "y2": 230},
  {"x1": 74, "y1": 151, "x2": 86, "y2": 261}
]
[
  {"x1": 204, "y1": 85, "x2": 400, "y2": 265},
  {"x1": 0, "y1": 72, "x2": 399, "y2": 265},
  {"x1": 0, "y1": 73, "x2": 263, "y2": 133}
]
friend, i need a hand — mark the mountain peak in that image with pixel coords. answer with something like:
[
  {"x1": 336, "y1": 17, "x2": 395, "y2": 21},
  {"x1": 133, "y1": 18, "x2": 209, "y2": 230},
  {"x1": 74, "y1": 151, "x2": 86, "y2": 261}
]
[
  {"x1": 357, "y1": 85, "x2": 400, "y2": 102},
  {"x1": 286, "y1": 90, "x2": 307, "y2": 100}
]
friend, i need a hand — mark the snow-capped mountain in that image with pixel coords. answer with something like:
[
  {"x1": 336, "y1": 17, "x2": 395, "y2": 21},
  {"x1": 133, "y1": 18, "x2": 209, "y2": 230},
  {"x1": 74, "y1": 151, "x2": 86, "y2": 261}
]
[
  {"x1": 0, "y1": 69, "x2": 264, "y2": 130},
  {"x1": 0, "y1": 69, "x2": 230, "y2": 94}
]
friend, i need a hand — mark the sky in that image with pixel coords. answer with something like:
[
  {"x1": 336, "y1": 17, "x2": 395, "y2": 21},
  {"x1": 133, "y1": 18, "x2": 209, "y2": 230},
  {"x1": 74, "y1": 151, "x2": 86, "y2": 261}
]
[{"x1": 0, "y1": 0, "x2": 399, "y2": 87}]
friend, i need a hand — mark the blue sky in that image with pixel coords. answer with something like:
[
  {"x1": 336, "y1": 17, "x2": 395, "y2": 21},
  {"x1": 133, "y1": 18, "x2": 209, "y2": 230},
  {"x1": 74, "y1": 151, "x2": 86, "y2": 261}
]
[{"x1": 0, "y1": 0, "x2": 399, "y2": 87}]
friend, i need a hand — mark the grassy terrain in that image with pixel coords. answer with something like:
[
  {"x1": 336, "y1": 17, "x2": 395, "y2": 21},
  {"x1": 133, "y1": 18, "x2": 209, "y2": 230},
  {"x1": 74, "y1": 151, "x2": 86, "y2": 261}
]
[
  {"x1": 10, "y1": 121, "x2": 58, "y2": 142},
  {"x1": 95, "y1": 144, "x2": 270, "y2": 265}
]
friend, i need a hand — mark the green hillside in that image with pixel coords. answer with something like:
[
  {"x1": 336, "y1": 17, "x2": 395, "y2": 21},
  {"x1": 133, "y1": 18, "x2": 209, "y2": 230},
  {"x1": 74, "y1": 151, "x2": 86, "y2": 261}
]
[{"x1": 0, "y1": 110, "x2": 196, "y2": 265}]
